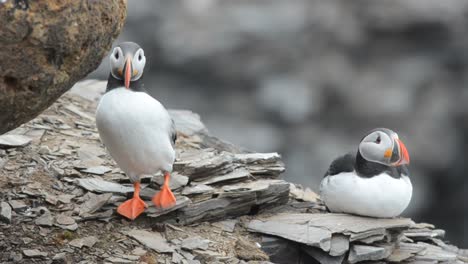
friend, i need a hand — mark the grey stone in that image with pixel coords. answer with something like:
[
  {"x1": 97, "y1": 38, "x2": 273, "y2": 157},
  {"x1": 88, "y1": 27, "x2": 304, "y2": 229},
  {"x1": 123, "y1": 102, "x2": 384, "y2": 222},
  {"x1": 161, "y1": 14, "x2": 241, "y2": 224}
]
[
  {"x1": 79, "y1": 192, "x2": 113, "y2": 216},
  {"x1": 69, "y1": 236, "x2": 98, "y2": 248},
  {"x1": 386, "y1": 242, "x2": 426, "y2": 262},
  {"x1": 247, "y1": 213, "x2": 413, "y2": 252},
  {"x1": 412, "y1": 242, "x2": 458, "y2": 262},
  {"x1": 329, "y1": 234, "x2": 349, "y2": 257},
  {"x1": 181, "y1": 236, "x2": 210, "y2": 250},
  {"x1": 146, "y1": 196, "x2": 191, "y2": 218},
  {"x1": 81, "y1": 166, "x2": 112, "y2": 175},
  {"x1": 106, "y1": 257, "x2": 133, "y2": 263},
  {"x1": 198, "y1": 168, "x2": 251, "y2": 185},
  {"x1": 23, "y1": 249, "x2": 47, "y2": 258},
  {"x1": 125, "y1": 229, "x2": 174, "y2": 253},
  {"x1": 212, "y1": 220, "x2": 237, "y2": 233},
  {"x1": 172, "y1": 251, "x2": 183, "y2": 263},
  {"x1": 35, "y1": 212, "x2": 54, "y2": 227},
  {"x1": 8, "y1": 200, "x2": 28, "y2": 211},
  {"x1": 57, "y1": 194, "x2": 75, "y2": 204},
  {"x1": 0, "y1": 201, "x2": 12, "y2": 224},
  {"x1": 22, "y1": 237, "x2": 33, "y2": 244},
  {"x1": 179, "y1": 250, "x2": 195, "y2": 260},
  {"x1": 289, "y1": 184, "x2": 319, "y2": 203},
  {"x1": 302, "y1": 245, "x2": 346, "y2": 264},
  {"x1": 182, "y1": 184, "x2": 214, "y2": 196},
  {"x1": 55, "y1": 214, "x2": 76, "y2": 226},
  {"x1": 56, "y1": 222, "x2": 78, "y2": 231},
  {"x1": 53, "y1": 252, "x2": 67, "y2": 260},
  {"x1": 348, "y1": 245, "x2": 391, "y2": 264},
  {"x1": 153, "y1": 172, "x2": 189, "y2": 190},
  {"x1": 77, "y1": 178, "x2": 133, "y2": 194},
  {"x1": 0, "y1": 135, "x2": 31, "y2": 148},
  {"x1": 131, "y1": 247, "x2": 147, "y2": 256}
]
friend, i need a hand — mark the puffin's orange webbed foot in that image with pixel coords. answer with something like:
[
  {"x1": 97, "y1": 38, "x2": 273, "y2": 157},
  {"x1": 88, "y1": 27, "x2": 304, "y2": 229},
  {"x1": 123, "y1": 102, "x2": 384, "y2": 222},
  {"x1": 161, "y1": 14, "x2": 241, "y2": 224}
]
[
  {"x1": 152, "y1": 172, "x2": 176, "y2": 209},
  {"x1": 117, "y1": 182, "x2": 147, "y2": 220}
]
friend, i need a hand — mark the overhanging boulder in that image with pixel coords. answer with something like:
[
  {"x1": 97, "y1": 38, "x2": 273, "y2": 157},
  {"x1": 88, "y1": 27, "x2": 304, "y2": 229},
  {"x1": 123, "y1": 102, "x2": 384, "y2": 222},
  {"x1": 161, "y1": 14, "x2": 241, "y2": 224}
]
[{"x1": 0, "y1": 0, "x2": 126, "y2": 134}]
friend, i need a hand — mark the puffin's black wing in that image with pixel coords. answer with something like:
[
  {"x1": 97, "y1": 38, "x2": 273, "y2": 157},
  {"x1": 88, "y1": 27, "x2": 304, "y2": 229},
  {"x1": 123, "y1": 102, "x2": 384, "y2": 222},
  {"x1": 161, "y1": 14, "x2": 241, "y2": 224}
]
[
  {"x1": 324, "y1": 153, "x2": 355, "y2": 177},
  {"x1": 396, "y1": 164, "x2": 410, "y2": 177},
  {"x1": 170, "y1": 119, "x2": 177, "y2": 146}
]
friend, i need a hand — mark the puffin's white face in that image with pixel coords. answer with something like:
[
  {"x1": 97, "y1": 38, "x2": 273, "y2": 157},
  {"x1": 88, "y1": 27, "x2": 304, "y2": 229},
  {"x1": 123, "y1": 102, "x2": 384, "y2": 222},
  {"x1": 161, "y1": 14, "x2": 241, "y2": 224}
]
[
  {"x1": 359, "y1": 129, "x2": 410, "y2": 166},
  {"x1": 109, "y1": 46, "x2": 146, "y2": 88}
]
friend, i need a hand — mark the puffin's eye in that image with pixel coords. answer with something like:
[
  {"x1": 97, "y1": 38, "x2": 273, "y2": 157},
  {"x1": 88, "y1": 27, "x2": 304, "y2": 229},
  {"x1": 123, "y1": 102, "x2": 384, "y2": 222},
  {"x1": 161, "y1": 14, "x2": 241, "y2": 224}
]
[
  {"x1": 375, "y1": 135, "x2": 381, "y2": 144},
  {"x1": 138, "y1": 53, "x2": 142, "y2": 61},
  {"x1": 114, "y1": 51, "x2": 119, "y2": 60}
]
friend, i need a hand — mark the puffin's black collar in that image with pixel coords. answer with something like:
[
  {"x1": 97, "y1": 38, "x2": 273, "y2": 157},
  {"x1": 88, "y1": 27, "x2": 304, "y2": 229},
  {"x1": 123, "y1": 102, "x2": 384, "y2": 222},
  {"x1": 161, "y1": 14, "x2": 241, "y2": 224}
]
[
  {"x1": 106, "y1": 73, "x2": 147, "y2": 93},
  {"x1": 355, "y1": 151, "x2": 405, "y2": 179}
]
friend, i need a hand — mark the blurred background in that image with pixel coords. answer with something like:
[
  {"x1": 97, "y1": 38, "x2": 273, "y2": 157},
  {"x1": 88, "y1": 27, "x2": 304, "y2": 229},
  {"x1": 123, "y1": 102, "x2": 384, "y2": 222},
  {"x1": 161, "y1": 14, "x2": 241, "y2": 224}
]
[{"x1": 88, "y1": 0, "x2": 468, "y2": 247}]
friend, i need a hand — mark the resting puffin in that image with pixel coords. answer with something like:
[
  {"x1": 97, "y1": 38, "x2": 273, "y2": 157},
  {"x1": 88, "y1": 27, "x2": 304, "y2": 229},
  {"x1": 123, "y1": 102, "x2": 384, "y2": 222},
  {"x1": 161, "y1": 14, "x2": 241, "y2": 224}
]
[
  {"x1": 96, "y1": 42, "x2": 177, "y2": 220},
  {"x1": 320, "y1": 128, "x2": 411, "y2": 218}
]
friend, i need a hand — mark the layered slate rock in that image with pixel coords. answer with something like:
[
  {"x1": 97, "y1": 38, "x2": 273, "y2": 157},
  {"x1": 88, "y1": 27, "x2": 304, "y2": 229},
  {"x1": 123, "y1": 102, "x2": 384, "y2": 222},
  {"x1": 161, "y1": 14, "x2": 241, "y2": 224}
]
[
  {"x1": 0, "y1": 80, "x2": 465, "y2": 263},
  {"x1": 248, "y1": 213, "x2": 468, "y2": 263},
  {"x1": 0, "y1": 1, "x2": 126, "y2": 134},
  {"x1": 0, "y1": 80, "x2": 287, "y2": 227}
]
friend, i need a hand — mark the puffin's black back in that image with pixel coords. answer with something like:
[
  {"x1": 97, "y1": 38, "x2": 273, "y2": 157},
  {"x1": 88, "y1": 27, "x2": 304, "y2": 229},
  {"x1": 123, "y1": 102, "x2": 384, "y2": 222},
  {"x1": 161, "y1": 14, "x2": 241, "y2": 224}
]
[{"x1": 324, "y1": 152, "x2": 409, "y2": 179}]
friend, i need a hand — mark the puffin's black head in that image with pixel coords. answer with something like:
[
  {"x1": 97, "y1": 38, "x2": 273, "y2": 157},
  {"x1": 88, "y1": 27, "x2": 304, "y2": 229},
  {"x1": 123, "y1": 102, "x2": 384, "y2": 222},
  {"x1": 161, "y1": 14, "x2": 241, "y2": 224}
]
[
  {"x1": 109, "y1": 42, "x2": 146, "y2": 89},
  {"x1": 358, "y1": 128, "x2": 410, "y2": 167}
]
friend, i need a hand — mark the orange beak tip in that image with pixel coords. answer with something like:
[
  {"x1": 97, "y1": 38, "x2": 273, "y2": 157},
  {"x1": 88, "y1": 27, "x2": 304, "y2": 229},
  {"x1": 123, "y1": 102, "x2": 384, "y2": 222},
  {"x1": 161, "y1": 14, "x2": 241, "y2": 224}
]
[{"x1": 397, "y1": 139, "x2": 410, "y2": 165}]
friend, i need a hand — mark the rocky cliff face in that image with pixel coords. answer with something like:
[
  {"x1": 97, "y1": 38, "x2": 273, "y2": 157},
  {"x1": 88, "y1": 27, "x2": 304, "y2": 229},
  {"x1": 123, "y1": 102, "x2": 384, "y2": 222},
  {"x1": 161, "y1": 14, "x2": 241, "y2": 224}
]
[{"x1": 0, "y1": 0, "x2": 126, "y2": 134}]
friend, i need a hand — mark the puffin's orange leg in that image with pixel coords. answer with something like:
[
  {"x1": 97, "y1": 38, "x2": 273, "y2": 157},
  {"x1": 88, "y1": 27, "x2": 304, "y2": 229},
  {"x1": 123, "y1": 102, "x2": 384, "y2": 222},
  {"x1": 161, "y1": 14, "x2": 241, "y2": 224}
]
[
  {"x1": 117, "y1": 182, "x2": 147, "y2": 220},
  {"x1": 152, "y1": 172, "x2": 176, "y2": 209}
]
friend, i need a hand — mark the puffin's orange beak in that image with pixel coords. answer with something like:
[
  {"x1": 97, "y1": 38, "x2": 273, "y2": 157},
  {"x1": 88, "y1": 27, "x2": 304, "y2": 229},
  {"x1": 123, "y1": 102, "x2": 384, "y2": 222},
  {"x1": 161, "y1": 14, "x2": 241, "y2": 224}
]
[
  {"x1": 396, "y1": 139, "x2": 410, "y2": 165},
  {"x1": 124, "y1": 57, "x2": 132, "y2": 89}
]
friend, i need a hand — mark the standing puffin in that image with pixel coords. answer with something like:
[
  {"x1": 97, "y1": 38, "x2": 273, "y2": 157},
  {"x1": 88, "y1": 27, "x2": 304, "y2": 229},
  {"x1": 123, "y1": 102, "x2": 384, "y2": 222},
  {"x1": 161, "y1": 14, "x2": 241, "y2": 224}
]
[
  {"x1": 96, "y1": 42, "x2": 177, "y2": 220},
  {"x1": 320, "y1": 128, "x2": 411, "y2": 218}
]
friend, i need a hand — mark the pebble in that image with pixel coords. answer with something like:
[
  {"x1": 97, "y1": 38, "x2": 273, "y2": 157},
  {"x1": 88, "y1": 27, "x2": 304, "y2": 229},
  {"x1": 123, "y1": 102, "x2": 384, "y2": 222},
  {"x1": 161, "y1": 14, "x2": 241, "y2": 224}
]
[
  {"x1": 8, "y1": 200, "x2": 28, "y2": 212},
  {"x1": 0, "y1": 201, "x2": 12, "y2": 224},
  {"x1": 53, "y1": 252, "x2": 67, "y2": 260},
  {"x1": 79, "y1": 192, "x2": 112, "y2": 216},
  {"x1": 131, "y1": 247, "x2": 147, "y2": 256},
  {"x1": 23, "y1": 249, "x2": 47, "y2": 258},
  {"x1": 22, "y1": 237, "x2": 33, "y2": 244},
  {"x1": 56, "y1": 214, "x2": 76, "y2": 225},
  {"x1": 181, "y1": 236, "x2": 211, "y2": 251},
  {"x1": 56, "y1": 222, "x2": 78, "y2": 231},
  {"x1": 57, "y1": 194, "x2": 75, "y2": 204},
  {"x1": 35, "y1": 212, "x2": 54, "y2": 226},
  {"x1": 69, "y1": 236, "x2": 98, "y2": 248}
]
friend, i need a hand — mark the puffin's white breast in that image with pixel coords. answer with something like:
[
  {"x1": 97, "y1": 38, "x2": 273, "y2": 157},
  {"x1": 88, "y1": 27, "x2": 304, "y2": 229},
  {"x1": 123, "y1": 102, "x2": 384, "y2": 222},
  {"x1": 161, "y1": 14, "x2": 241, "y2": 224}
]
[
  {"x1": 96, "y1": 88, "x2": 175, "y2": 181},
  {"x1": 319, "y1": 172, "x2": 412, "y2": 218}
]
